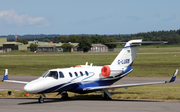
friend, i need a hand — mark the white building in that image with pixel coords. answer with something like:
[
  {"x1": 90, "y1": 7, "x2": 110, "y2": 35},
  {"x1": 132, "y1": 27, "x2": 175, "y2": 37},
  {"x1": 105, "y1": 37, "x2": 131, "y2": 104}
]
[{"x1": 90, "y1": 44, "x2": 108, "y2": 52}]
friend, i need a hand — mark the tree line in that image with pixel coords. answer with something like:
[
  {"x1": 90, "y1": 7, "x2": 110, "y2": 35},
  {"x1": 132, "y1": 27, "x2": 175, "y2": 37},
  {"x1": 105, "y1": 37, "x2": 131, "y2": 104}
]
[
  {"x1": 114, "y1": 29, "x2": 180, "y2": 44},
  {"x1": 13, "y1": 29, "x2": 180, "y2": 52},
  {"x1": 34, "y1": 29, "x2": 180, "y2": 45}
]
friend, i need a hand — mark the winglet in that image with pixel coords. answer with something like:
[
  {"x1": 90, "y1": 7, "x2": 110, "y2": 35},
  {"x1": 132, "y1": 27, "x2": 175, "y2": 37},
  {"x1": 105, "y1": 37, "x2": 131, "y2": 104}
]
[
  {"x1": 2, "y1": 69, "x2": 29, "y2": 84},
  {"x1": 2, "y1": 69, "x2": 8, "y2": 81},
  {"x1": 169, "y1": 69, "x2": 178, "y2": 82}
]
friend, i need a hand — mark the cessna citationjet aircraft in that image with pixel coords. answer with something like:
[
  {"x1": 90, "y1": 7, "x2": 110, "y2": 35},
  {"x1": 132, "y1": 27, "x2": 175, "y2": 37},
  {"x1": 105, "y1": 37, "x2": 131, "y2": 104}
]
[{"x1": 2, "y1": 39, "x2": 178, "y2": 103}]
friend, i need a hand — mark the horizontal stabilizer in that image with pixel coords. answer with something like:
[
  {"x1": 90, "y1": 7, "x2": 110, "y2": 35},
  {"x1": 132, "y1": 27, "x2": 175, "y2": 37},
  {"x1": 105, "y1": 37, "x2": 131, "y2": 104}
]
[{"x1": 105, "y1": 41, "x2": 168, "y2": 44}]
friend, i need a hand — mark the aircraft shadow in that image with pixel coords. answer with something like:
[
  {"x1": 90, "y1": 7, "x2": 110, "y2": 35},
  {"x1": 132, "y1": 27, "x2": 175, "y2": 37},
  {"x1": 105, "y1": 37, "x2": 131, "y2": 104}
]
[{"x1": 16, "y1": 97, "x2": 162, "y2": 105}]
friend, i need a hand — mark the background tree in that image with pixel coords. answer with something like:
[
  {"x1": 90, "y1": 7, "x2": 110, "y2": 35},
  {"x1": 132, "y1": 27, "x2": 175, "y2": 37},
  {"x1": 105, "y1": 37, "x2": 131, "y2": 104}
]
[
  {"x1": 41, "y1": 37, "x2": 51, "y2": 42},
  {"x1": 21, "y1": 39, "x2": 28, "y2": 44},
  {"x1": 16, "y1": 39, "x2": 21, "y2": 43},
  {"x1": 16, "y1": 39, "x2": 28, "y2": 44},
  {"x1": 57, "y1": 36, "x2": 68, "y2": 43},
  {"x1": 61, "y1": 43, "x2": 73, "y2": 52},
  {"x1": 29, "y1": 43, "x2": 38, "y2": 52},
  {"x1": 68, "y1": 35, "x2": 80, "y2": 43},
  {"x1": 104, "y1": 37, "x2": 117, "y2": 49},
  {"x1": 78, "y1": 36, "x2": 92, "y2": 52},
  {"x1": 90, "y1": 35, "x2": 104, "y2": 43},
  {"x1": 167, "y1": 34, "x2": 180, "y2": 44}
]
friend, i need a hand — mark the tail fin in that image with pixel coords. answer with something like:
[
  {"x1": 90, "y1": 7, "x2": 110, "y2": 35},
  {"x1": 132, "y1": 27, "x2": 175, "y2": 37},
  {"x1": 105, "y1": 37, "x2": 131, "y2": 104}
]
[
  {"x1": 111, "y1": 39, "x2": 142, "y2": 67},
  {"x1": 2, "y1": 69, "x2": 8, "y2": 81}
]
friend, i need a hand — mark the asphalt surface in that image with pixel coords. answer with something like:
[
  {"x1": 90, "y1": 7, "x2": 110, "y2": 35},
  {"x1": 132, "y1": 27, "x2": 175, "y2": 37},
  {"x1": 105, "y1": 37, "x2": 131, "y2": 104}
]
[
  {"x1": 0, "y1": 75, "x2": 180, "y2": 112},
  {"x1": 0, "y1": 98, "x2": 179, "y2": 112}
]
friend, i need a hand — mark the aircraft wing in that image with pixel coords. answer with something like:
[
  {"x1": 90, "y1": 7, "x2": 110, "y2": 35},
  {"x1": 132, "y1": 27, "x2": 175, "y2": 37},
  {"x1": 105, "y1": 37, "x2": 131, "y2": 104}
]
[
  {"x1": 2, "y1": 69, "x2": 29, "y2": 84},
  {"x1": 3, "y1": 80, "x2": 28, "y2": 84},
  {"x1": 83, "y1": 69, "x2": 178, "y2": 91}
]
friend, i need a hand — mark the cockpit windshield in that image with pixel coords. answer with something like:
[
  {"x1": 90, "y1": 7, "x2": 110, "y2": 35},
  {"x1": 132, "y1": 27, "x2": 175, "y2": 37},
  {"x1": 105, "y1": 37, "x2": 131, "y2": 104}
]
[
  {"x1": 45, "y1": 71, "x2": 58, "y2": 79},
  {"x1": 41, "y1": 71, "x2": 49, "y2": 77}
]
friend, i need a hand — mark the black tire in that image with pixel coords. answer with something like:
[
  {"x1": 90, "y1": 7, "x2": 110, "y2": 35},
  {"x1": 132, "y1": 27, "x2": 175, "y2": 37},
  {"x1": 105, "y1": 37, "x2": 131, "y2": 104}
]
[
  {"x1": 38, "y1": 96, "x2": 44, "y2": 103},
  {"x1": 61, "y1": 91, "x2": 69, "y2": 99}
]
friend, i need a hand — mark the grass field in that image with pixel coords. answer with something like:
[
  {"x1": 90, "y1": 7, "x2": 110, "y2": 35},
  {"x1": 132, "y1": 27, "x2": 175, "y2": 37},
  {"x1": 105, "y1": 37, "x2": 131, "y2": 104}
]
[
  {"x1": 0, "y1": 47, "x2": 180, "y2": 100},
  {"x1": 0, "y1": 47, "x2": 180, "y2": 77}
]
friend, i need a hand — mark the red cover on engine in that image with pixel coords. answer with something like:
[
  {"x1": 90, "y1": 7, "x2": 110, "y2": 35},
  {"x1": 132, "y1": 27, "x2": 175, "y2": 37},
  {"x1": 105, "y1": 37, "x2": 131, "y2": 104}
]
[
  {"x1": 101, "y1": 65, "x2": 111, "y2": 77},
  {"x1": 75, "y1": 65, "x2": 82, "y2": 67}
]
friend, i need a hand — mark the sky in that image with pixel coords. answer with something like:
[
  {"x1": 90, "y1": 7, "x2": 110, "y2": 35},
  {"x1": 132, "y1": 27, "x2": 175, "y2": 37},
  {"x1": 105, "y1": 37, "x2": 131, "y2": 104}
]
[{"x1": 0, "y1": 0, "x2": 180, "y2": 35}]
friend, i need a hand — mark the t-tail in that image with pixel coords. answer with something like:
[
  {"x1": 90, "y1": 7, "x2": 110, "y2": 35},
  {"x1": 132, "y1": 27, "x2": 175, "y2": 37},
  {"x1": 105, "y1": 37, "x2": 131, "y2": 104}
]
[
  {"x1": 101, "y1": 39, "x2": 142, "y2": 78},
  {"x1": 111, "y1": 39, "x2": 142, "y2": 76},
  {"x1": 111, "y1": 39, "x2": 142, "y2": 67}
]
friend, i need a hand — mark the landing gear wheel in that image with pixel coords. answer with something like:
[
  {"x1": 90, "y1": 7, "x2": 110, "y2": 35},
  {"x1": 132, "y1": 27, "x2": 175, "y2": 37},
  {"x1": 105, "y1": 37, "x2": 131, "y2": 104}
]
[
  {"x1": 38, "y1": 95, "x2": 44, "y2": 103},
  {"x1": 61, "y1": 91, "x2": 69, "y2": 99},
  {"x1": 102, "y1": 94, "x2": 112, "y2": 100}
]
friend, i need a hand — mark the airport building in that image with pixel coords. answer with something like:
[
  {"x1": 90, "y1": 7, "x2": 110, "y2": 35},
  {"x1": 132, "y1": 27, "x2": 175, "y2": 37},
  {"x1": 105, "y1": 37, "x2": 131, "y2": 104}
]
[
  {"x1": 0, "y1": 38, "x2": 28, "y2": 52},
  {"x1": 0, "y1": 38, "x2": 7, "y2": 53},
  {"x1": 0, "y1": 38, "x2": 79, "y2": 53},
  {"x1": 90, "y1": 44, "x2": 108, "y2": 52},
  {"x1": 0, "y1": 38, "x2": 108, "y2": 53},
  {"x1": 28, "y1": 40, "x2": 79, "y2": 52}
]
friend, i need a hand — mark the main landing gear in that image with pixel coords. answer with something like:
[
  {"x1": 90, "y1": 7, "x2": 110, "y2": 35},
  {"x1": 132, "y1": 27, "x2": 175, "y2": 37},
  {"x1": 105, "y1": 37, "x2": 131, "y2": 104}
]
[
  {"x1": 56, "y1": 91, "x2": 69, "y2": 99},
  {"x1": 61, "y1": 91, "x2": 69, "y2": 99},
  {"x1": 101, "y1": 89, "x2": 112, "y2": 100}
]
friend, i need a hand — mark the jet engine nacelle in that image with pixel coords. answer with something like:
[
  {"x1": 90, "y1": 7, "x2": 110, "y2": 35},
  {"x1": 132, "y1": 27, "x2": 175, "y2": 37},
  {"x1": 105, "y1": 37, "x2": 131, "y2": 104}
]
[
  {"x1": 75, "y1": 65, "x2": 82, "y2": 67},
  {"x1": 101, "y1": 65, "x2": 123, "y2": 77}
]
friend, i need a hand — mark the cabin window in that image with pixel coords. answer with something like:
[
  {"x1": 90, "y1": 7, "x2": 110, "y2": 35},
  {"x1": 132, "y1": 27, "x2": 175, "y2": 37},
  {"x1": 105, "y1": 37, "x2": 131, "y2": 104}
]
[
  {"x1": 74, "y1": 72, "x2": 78, "y2": 77},
  {"x1": 69, "y1": 72, "x2": 73, "y2": 77},
  {"x1": 85, "y1": 71, "x2": 89, "y2": 76},
  {"x1": 46, "y1": 71, "x2": 58, "y2": 79},
  {"x1": 80, "y1": 71, "x2": 83, "y2": 76},
  {"x1": 59, "y1": 72, "x2": 64, "y2": 78}
]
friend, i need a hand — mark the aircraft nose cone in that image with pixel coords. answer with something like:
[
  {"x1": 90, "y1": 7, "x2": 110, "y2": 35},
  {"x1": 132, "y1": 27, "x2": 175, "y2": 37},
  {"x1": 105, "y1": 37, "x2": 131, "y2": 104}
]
[
  {"x1": 24, "y1": 84, "x2": 35, "y2": 93},
  {"x1": 23, "y1": 79, "x2": 47, "y2": 94}
]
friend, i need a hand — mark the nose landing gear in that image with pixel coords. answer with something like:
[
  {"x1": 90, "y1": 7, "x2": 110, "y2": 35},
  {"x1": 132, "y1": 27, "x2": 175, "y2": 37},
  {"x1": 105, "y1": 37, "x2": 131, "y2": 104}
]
[
  {"x1": 38, "y1": 94, "x2": 46, "y2": 103},
  {"x1": 38, "y1": 95, "x2": 44, "y2": 103}
]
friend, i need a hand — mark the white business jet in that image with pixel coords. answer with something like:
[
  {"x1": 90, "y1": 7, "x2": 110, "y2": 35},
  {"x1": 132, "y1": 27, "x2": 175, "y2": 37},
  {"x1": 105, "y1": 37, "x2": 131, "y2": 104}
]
[{"x1": 2, "y1": 39, "x2": 178, "y2": 103}]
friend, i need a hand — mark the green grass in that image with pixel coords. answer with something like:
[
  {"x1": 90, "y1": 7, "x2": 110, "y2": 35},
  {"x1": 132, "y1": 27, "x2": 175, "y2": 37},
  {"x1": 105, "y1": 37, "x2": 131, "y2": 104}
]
[
  {"x1": 111, "y1": 84, "x2": 180, "y2": 100},
  {"x1": 1, "y1": 84, "x2": 180, "y2": 100},
  {"x1": 3, "y1": 50, "x2": 34, "y2": 55},
  {"x1": 129, "y1": 53, "x2": 180, "y2": 77},
  {"x1": 0, "y1": 47, "x2": 180, "y2": 77}
]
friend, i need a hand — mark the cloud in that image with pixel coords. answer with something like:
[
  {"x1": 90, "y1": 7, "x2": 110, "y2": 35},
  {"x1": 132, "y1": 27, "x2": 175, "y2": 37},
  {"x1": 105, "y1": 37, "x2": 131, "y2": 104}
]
[
  {"x1": 127, "y1": 16, "x2": 141, "y2": 21},
  {"x1": 77, "y1": 14, "x2": 116, "y2": 25},
  {"x1": 162, "y1": 14, "x2": 176, "y2": 21},
  {"x1": 91, "y1": 15, "x2": 114, "y2": 22},
  {"x1": 151, "y1": 13, "x2": 160, "y2": 18},
  {"x1": 0, "y1": 9, "x2": 50, "y2": 27}
]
